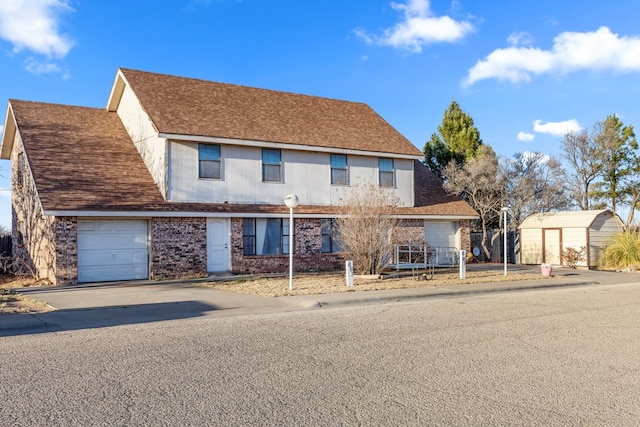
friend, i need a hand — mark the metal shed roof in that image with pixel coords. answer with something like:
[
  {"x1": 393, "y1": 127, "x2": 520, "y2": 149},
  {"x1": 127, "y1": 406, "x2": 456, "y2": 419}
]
[{"x1": 519, "y1": 210, "x2": 616, "y2": 229}]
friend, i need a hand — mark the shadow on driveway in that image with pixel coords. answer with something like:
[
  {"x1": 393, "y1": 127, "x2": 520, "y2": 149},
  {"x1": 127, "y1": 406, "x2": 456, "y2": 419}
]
[{"x1": 0, "y1": 300, "x2": 224, "y2": 338}]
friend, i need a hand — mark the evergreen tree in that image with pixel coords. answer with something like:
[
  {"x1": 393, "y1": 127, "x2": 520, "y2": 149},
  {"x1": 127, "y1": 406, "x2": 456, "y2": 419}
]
[{"x1": 423, "y1": 100, "x2": 482, "y2": 180}]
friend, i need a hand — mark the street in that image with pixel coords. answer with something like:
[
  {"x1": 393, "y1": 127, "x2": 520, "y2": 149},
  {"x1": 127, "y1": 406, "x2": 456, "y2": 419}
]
[{"x1": 1, "y1": 282, "x2": 639, "y2": 426}]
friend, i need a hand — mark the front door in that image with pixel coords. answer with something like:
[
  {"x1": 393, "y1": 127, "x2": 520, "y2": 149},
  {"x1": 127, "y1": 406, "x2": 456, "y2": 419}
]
[{"x1": 207, "y1": 218, "x2": 230, "y2": 272}]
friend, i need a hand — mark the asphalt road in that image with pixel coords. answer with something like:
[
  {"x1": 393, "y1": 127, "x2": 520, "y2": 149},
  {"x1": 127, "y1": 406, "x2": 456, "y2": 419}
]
[{"x1": 1, "y1": 282, "x2": 639, "y2": 426}]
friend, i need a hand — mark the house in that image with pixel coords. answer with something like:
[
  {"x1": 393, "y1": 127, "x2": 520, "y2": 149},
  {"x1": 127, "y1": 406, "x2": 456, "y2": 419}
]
[
  {"x1": 519, "y1": 210, "x2": 622, "y2": 268},
  {"x1": 1, "y1": 68, "x2": 478, "y2": 284}
]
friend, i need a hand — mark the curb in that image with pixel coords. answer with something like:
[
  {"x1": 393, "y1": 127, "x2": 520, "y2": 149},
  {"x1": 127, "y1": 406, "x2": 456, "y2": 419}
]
[{"x1": 295, "y1": 280, "x2": 596, "y2": 308}]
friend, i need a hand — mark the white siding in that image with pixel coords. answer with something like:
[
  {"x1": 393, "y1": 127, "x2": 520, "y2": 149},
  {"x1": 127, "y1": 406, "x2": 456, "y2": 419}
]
[
  {"x1": 168, "y1": 141, "x2": 415, "y2": 206},
  {"x1": 562, "y1": 228, "x2": 588, "y2": 267},
  {"x1": 588, "y1": 213, "x2": 623, "y2": 266},
  {"x1": 116, "y1": 84, "x2": 167, "y2": 197},
  {"x1": 520, "y1": 228, "x2": 542, "y2": 264}
]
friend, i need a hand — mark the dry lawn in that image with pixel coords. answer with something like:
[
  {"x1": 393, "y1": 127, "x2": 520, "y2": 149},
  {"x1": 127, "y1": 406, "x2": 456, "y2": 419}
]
[
  {"x1": 196, "y1": 269, "x2": 545, "y2": 297},
  {"x1": 0, "y1": 274, "x2": 54, "y2": 315}
]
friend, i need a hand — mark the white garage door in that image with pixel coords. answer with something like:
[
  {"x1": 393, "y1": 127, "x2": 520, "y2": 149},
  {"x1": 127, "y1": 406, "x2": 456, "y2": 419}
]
[
  {"x1": 78, "y1": 220, "x2": 149, "y2": 283},
  {"x1": 424, "y1": 221, "x2": 458, "y2": 248}
]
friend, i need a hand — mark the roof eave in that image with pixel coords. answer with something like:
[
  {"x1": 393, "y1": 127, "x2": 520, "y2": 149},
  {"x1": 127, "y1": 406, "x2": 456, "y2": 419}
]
[
  {"x1": 159, "y1": 133, "x2": 424, "y2": 160},
  {"x1": 0, "y1": 102, "x2": 17, "y2": 159},
  {"x1": 106, "y1": 68, "x2": 127, "y2": 112}
]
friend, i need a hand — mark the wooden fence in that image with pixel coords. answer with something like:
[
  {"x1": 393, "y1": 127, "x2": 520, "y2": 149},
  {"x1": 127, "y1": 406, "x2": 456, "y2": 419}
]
[{"x1": 470, "y1": 231, "x2": 519, "y2": 263}]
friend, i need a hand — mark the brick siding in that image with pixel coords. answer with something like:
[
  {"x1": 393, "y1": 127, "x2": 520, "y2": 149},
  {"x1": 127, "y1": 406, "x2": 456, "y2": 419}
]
[{"x1": 150, "y1": 217, "x2": 208, "y2": 280}]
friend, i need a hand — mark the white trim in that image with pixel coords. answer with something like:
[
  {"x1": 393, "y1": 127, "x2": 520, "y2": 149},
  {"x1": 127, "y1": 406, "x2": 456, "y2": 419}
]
[
  {"x1": 160, "y1": 134, "x2": 423, "y2": 160},
  {"x1": 46, "y1": 209, "x2": 477, "y2": 220}
]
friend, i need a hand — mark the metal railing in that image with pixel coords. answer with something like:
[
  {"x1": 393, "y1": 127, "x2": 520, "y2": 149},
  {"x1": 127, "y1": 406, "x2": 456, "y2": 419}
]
[{"x1": 390, "y1": 244, "x2": 459, "y2": 269}]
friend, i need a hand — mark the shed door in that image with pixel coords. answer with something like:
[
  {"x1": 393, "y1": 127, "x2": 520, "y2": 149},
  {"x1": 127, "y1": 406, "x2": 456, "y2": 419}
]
[
  {"x1": 78, "y1": 220, "x2": 149, "y2": 283},
  {"x1": 543, "y1": 228, "x2": 562, "y2": 265}
]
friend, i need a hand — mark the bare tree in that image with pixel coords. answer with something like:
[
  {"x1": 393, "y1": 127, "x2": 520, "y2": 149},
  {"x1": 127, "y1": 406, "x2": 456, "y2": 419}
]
[
  {"x1": 443, "y1": 145, "x2": 504, "y2": 260},
  {"x1": 501, "y1": 152, "x2": 571, "y2": 228},
  {"x1": 560, "y1": 125, "x2": 604, "y2": 210},
  {"x1": 334, "y1": 182, "x2": 399, "y2": 275}
]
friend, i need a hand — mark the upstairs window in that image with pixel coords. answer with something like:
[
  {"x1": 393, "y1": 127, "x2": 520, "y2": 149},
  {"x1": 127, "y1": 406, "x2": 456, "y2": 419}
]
[
  {"x1": 330, "y1": 154, "x2": 348, "y2": 185},
  {"x1": 198, "y1": 144, "x2": 221, "y2": 179},
  {"x1": 379, "y1": 158, "x2": 394, "y2": 187},
  {"x1": 262, "y1": 149, "x2": 282, "y2": 182}
]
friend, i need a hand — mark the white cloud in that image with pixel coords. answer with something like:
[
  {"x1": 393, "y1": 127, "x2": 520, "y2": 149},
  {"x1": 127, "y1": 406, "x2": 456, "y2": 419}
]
[
  {"x1": 356, "y1": 0, "x2": 474, "y2": 53},
  {"x1": 517, "y1": 131, "x2": 535, "y2": 141},
  {"x1": 533, "y1": 119, "x2": 582, "y2": 136},
  {"x1": 521, "y1": 151, "x2": 550, "y2": 165},
  {"x1": 25, "y1": 58, "x2": 61, "y2": 74},
  {"x1": 464, "y1": 26, "x2": 640, "y2": 86},
  {"x1": 0, "y1": 0, "x2": 74, "y2": 57},
  {"x1": 507, "y1": 32, "x2": 534, "y2": 47}
]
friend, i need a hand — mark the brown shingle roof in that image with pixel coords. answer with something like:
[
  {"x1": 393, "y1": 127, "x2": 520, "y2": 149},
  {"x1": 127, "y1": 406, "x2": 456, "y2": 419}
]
[
  {"x1": 8, "y1": 86, "x2": 475, "y2": 218},
  {"x1": 118, "y1": 68, "x2": 423, "y2": 157},
  {"x1": 10, "y1": 100, "x2": 165, "y2": 210},
  {"x1": 397, "y1": 160, "x2": 477, "y2": 216}
]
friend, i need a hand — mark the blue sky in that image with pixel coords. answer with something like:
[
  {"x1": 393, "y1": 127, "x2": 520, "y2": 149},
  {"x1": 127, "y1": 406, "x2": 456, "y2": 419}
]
[{"x1": 1, "y1": 0, "x2": 640, "y2": 228}]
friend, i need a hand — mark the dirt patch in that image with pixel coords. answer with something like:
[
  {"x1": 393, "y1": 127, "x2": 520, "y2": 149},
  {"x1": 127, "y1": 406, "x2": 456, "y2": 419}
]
[
  {"x1": 0, "y1": 273, "x2": 55, "y2": 315},
  {"x1": 196, "y1": 269, "x2": 545, "y2": 298}
]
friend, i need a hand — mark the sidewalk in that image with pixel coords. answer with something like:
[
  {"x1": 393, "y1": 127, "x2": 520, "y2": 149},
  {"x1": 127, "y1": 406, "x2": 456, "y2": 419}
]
[{"x1": 1, "y1": 266, "x2": 638, "y2": 336}]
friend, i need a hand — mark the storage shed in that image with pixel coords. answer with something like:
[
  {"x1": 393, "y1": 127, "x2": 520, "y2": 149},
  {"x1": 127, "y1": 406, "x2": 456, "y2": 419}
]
[{"x1": 519, "y1": 210, "x2": 622, "y2": 268}]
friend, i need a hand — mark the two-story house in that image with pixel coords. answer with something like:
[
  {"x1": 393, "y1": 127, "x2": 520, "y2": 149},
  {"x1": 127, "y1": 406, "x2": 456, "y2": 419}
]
[{"x1": 0, "y1": 68, "x2": 477, "y2": 284}]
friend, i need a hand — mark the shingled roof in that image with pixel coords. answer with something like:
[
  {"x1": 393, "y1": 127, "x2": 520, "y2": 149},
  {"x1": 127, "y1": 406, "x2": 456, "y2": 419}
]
[
  {"x1": 2, "y1": 74, "x2": 475, "y2": 218},
  {"x1": 112, "y1": 68, "x2": 423, "y2": 158},
  {"x1": 7, "y1": 100, "x2": 165, "y2": 210}
]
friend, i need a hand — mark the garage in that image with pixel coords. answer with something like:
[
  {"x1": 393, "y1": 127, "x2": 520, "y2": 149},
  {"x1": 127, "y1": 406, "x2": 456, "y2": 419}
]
[
  {"x1": 424, "y1": 221, "x2": 459, "y2": 266},
  {"x1": 78, "y1": 220, "x2": 149, "y2": 282}
]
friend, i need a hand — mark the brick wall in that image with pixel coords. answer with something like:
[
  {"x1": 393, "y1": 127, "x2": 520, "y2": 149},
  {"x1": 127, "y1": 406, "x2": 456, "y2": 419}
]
[
  {"x1": 150, "y1": 217, "x2": 208, "y2": 280},
  {"x1": 54, "y1": 217, "x2": 78, "y2": 285},
  {"x1": 459, "y1": 219, "x2": 471, "y2": 251},
  {"x1": 10, "y1": 132, "x2": 59, "y2": 284},
  {"x1": 393, "y1": 219, "x2": 425, "y2": 244}
]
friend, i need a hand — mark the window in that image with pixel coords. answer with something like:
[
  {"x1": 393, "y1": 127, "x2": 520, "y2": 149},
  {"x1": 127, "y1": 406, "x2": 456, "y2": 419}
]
[
  {"x1": 330, "y1": 154, "x2": 347, "y2": 185},
  {"x1": 321, "y1": 219, "x2": 341, "y2": 253},
  {"x1": 242, "y1": 219, "x2": 256, "y2": 255},
  {"x1": 242, "y1": 218, "x2": 289, "y2": 255},
  {"x1": 17, "y1": 153, "x2": 24, "y2": 187},
  {"x1": 262, "y1": 149, "x2": 281, "y2": 182},
  {"x1": 379, "y1": 158, "x2": 394, "y2": 187},
  {"x1": 198, "y1": 144, "x2": 221, "y2": 179}
]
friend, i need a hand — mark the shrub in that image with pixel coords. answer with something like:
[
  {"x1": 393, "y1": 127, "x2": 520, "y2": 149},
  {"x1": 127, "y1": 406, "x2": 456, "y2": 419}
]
[
  {"x1": 600, "y1": 231, "x2": 640, "y2": 269},
  {"x1": 562, "y1": 246, "x2": 586, "y2": 268}
]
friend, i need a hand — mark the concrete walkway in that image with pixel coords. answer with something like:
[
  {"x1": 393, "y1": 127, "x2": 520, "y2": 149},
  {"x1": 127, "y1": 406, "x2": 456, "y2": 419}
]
[{"x1": 1, "y1": 265, "x2": 638, "y2": 336}]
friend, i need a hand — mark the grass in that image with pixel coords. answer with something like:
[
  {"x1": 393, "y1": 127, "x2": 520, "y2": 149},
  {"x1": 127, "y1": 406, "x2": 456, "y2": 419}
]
[
  {"x1": 0, "y1": 287, "x2": 53, "y2": 315},
  {"x1": 0, "y1": 273, "x2": 54, "y2": 315},
  {"x1": 195, "y1": 269, "x2": 545, "y2": 298}
]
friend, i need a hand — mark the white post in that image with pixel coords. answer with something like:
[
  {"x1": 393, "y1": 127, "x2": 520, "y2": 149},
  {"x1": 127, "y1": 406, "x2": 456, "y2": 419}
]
[
  {"x1": 502, "y1": 207, "x2": 508, "y2": 276},
  {"x1": 459, "y1": 250, "x2": 466, "y2": 279},
  {"x1": 289, "y1": 206, "x2": 294, "y2": 291},
  {"x1": 345, "y1": 260, "x2": 354, "y2": 286},
  {"x1": 284, "y1": 194, "x2": 299, "y2": 291}
]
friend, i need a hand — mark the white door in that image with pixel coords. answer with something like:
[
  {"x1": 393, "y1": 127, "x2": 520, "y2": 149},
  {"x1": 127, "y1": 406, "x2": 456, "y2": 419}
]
[
  {"x1": 207, "y1": 218, "x2": 230, "y2": 272},
  {"x1": 78, "y1": 220, "x2": 149, "y2": 283}
]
